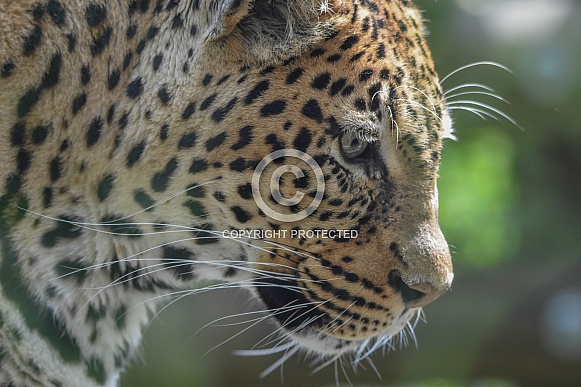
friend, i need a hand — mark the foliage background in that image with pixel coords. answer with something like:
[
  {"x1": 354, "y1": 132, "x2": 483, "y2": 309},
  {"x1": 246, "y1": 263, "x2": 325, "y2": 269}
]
[{"x1": 122, "y1": 1, "x2": 581, "y2": 386}]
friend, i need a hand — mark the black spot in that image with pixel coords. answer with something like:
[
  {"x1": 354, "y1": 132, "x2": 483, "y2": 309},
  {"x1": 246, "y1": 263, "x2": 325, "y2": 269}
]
[
  {"x1": 97, "y1": 174, "x2": 115, "y2": 201},
  {"x1": 159, "y1": 124, "x2": 169, "y2": 141},
  {"x1": 171, "y1": 14, "x2": 184, "y2": 29},
  {"x1": 86, "y1": 117, "x2": 103, "y2": 147},
  {"x1": 90, "y1": 26, "x2": 112, "y2": 55},
  {"x1": 301, "y1": 99, "x2": 323, "y2": 123},
  {"x1": 17, "y1": 87, "x2": 42, "y2": 118},
  {"x1": 330, "y1": 78, "x2": 347, "y2": 96},
  {"x1": 107, "y1": 104, "x2": 116, "y2": 124},
  {"x1": 66, "y1": 33, "x2": 77, "y2": 52},
  {"x1": 265, "y1": 133, "x2": 284, "y2": 152},
  {"x1": 380, "y1": 68, "x2": 390, "y2": 80},
  {"x1": 189, "y1": 159, "x2": 208, "y2": 174},
  {"x1": 126, "y1": 142, "x2": 146, "y2": 167},
  {"x1": 31, "y1": 124, "x2": 50, "y2": 144},
  {"x1": 326, "y1": 53, "x2": 342, "y2": 63},
  {"x1": 340, "y1": 35, "x2": 359, "y2": 50},
  {"x1": 43, "y1": 187, "x2": 54, "y2": 208},
  {"x1": 1, "y1": 61, "x2": 15, "y2": 78},
  {"x1": 47, "y1": 1, "x2": 66, "y2": 26},
  {"x1": 237, "y1": 183, "x2": 253, "y2": 200},
  {"x1": 16, "y1": 149, "x2": 31, "y2": 174},
  {"x1": 310, "y1": 48, "x2": 326, "y2": 57},
  {"x1": 151, "y1": 158, "x2": 178, "y2": 192},
  {"x1": 49, "y1": 156, "x2": 62, "y2": 181},
  {"x1": 126, "y1": 77, "x2": 143, "y2": 98},
  {"x1": 162, "y1": 247, "x2": 195, "y2": 281},
  {"x1": 231, "y1": 206, "x2": 252, "y2": 223},
  {"x1": 178, "y1": 132, "x2": 197, "y2": 149},
  {"x1": 126, "y1": 24, "x2": 138, "y2": 39},
  {"x1": 10, "y1": 123, "x2": 26, "y2": 146},
  {"x1": 229, "y1": 158, "x2": 248, "y2": 172},
  {"x1": 71, "y1": 94, "x2": 87, "y2": 114},
  {"x1": 186, "y1": 184, "x2": 206, "y2": 198},
  {"x1": 349, "y1": 50, "x2": 365, "y2": 63},
  {"x1": 341, "y1": 85, "x2": 355, "y2": 97},
  {"x1": 206, "y1": 132, "x2": 227, "y2": 151},
  {"x1": 286, "y1": 68, "x2": 304, "y2": 84},
  {"x1": 244, "y1": 80, "x2": 270, "y2": 105},
  {"x1": 200, "y1": 94, "x2": 217, "y2": 110},
  {"x1": 23, "y1": 26, "x2": 42, "y2": 56},
  {"x1": 41, "y1": 218, "x2": 83, "y2": 247},
  {"x1": 231, "y1": 125, "x2": 253, "y2": 150},
  {"x1": 157, "y1": 86, "x2": 171, "y2": 104},
  {"x1": 134, "y1": 189, "x2": 155, "y2": 211},
  {"x1": 86, "y1": 3, "x2": 107, "y2": 27},
  {"x1": 293, "y1": 127, "x2": 312, "y2": 153},
  {"x1": 311, "y1": 72, "x2": 331, "y2": 90},
  {"x1": 146, "y1": 25, "x2": 159, "y2": 40},
  {"x1": 118, "y1": 112, "x2": 129, "y2": 130},
  {"x1": 260, "y1": 100, "x2": 287, "y2": 117},
  {"x1": 41, "y1": 53, "x2": 62, "y2": 89},
  {"x1": 80, "y1": 65, "x2": 91, "y2": 84},
  {"x1": 213, "y1": 191, "x2": 226, "y2": 202},
  {"x1": 152, "y1": 53, "x2": 163, "y2": 71},
  {"x1": 260, "y1": 66, "x2": 276, "y2": 76},
  {"x1": 354, "y1": 98, "x2": 367, "y2": 111},
  {"x1": 30, "y1": 5, "x2": 45, "y2": 20},
  {"x1": 108, "y1": 70, "x2": 121, "y2": 90},
  {"x1": 359, "y1": 69, "x2": 374, "y2": 82},
  {"x1": 217, "y1": 75, "x2": 230, "y2": 85},
  {"x1": 184, "y1": 200, "x2": 206, "y2": 218},
  {"x1": 377, "y1": 43, "x2": 386, "y2": 59},
  {"x1": 202, "y1": 74, "x2": 213, "y2": 86},
  {"x1": 212, "y1": 97, "x2": 238, "y2": 122}
]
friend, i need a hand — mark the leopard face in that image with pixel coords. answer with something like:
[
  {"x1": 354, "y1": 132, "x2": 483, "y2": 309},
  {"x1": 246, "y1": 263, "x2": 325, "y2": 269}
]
[{"x1": 0, "y1": 0, "x2": 453, "y2": 384}]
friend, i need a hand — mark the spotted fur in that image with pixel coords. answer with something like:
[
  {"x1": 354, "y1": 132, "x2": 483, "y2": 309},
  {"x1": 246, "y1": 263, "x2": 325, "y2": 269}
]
[{"x1": 0, "y1": 0, "x2": 453, "y2": 385}]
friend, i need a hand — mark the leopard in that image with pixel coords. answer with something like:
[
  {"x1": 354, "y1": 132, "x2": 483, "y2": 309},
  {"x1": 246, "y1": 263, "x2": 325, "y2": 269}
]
[{"x1": 0, "y1": 0, "x2": 455, "y2": 385}]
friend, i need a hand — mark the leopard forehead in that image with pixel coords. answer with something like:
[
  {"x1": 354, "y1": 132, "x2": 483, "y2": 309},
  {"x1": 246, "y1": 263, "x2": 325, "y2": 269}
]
[{"x1": 0, "y1": 0, "x2": 453, "y2": 385}]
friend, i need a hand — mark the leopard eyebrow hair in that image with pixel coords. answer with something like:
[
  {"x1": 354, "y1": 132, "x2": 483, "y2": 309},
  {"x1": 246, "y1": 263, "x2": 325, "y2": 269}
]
[{"x1": 341, "y1": 115, "x2": 382, "y2": 143}]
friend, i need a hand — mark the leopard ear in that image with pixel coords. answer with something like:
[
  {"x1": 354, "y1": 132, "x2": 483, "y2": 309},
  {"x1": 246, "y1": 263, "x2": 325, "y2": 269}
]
[
  {"x1": 204, "y1": 0, "x2": 253, "y2": 40},
  {"x1": 203, "y1": 0, "x2": 336, "y2": 60}
]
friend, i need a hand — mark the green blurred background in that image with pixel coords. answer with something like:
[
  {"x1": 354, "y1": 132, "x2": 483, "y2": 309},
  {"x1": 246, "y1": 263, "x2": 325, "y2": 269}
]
[{"x1": 122, "y1": 1, "x2": 581, "y2": 386}]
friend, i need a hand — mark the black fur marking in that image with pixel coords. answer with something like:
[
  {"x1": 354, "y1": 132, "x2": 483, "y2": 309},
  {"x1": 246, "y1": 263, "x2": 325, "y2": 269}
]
[
  {"x1": 231, "y1": 206, "x2": 252, "y2": 223},
  {"x1": 301, "y1": 99, "x2": 323, "y2": 123},
  {"x1": 286, "y1": 68, "x2": 304, "y2": 84},
  {"x1": 205, "y1": 132, "x2": 227, "y2": 151},
  {"x1": 260, "y1": 100, "x2": 287, "y2": 117},
  {"x1": 23, "y1": 26, "x2": 42, "y2": 56},
  {"x1": 126, "y1": 142, "x2": 146, "y2": 167},
  {"x1": 90, "y1": 26, "x2": 112, "y2": 56},
  {"x1": 86, "y1": 117, "x2": 103, "y2": 147},
  {"x1": 97, "y1": 174, "x2": 115, "y2": 202},
  {"x1": 85, "y1": 3, "x2": 107, "y2": 27},
  {"x1": 231, "y1": 125, "x2": 253, "y2": 150},
  {"x1": 126, "y1": 77, "x2": 143, "y2": 98},
  {"x1": 151, "y1": 158, "x2": 178, "y2": 192},
  {"x1": 244, "y1": 80, "x2": 270, "y2": 105}
]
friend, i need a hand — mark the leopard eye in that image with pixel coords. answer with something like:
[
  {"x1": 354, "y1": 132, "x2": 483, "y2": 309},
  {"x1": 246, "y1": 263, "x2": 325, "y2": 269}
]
[{"x1": 340, "y1": 131, "x2": 368, "y2": 159}]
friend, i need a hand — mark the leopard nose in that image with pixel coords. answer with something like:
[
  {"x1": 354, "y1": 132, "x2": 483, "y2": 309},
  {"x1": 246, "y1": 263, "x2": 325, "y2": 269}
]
[{"x1": 388, "y1": 270, "x2": 447, "y2": 308}]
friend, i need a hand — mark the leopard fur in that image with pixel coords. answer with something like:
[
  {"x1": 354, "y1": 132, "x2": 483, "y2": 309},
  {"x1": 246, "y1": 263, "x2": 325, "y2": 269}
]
[{"x1": 0, "y1": 0, "x2": 453, "y2": 385}]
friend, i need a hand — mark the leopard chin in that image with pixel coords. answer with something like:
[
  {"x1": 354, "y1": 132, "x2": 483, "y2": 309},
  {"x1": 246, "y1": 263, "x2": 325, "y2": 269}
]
[{"x1": 254, "y1": 278, "x2": 420, "y2": 357}]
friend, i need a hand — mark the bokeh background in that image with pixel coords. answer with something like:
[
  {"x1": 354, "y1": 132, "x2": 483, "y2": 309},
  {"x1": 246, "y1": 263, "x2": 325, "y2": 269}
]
[{"x1": 122, "y1": 1, "x2": 581, "y2": 386}]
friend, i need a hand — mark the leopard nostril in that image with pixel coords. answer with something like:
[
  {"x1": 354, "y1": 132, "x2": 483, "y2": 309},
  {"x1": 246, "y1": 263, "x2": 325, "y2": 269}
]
[{"x1": 387, "y1": 270, "x2": 445, "y2": 308}]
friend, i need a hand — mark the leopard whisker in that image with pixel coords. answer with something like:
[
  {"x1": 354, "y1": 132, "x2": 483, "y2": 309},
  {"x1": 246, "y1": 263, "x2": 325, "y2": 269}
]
[
  {"x1": 444, "y1": 82, "x2": 496, "y2": 96},
  {"x1": 448, "y1": 99, "x2": 520, "y2": 128},
  {"x1": 440, "y1": 61, "x2": 512, "y2": 84}
]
